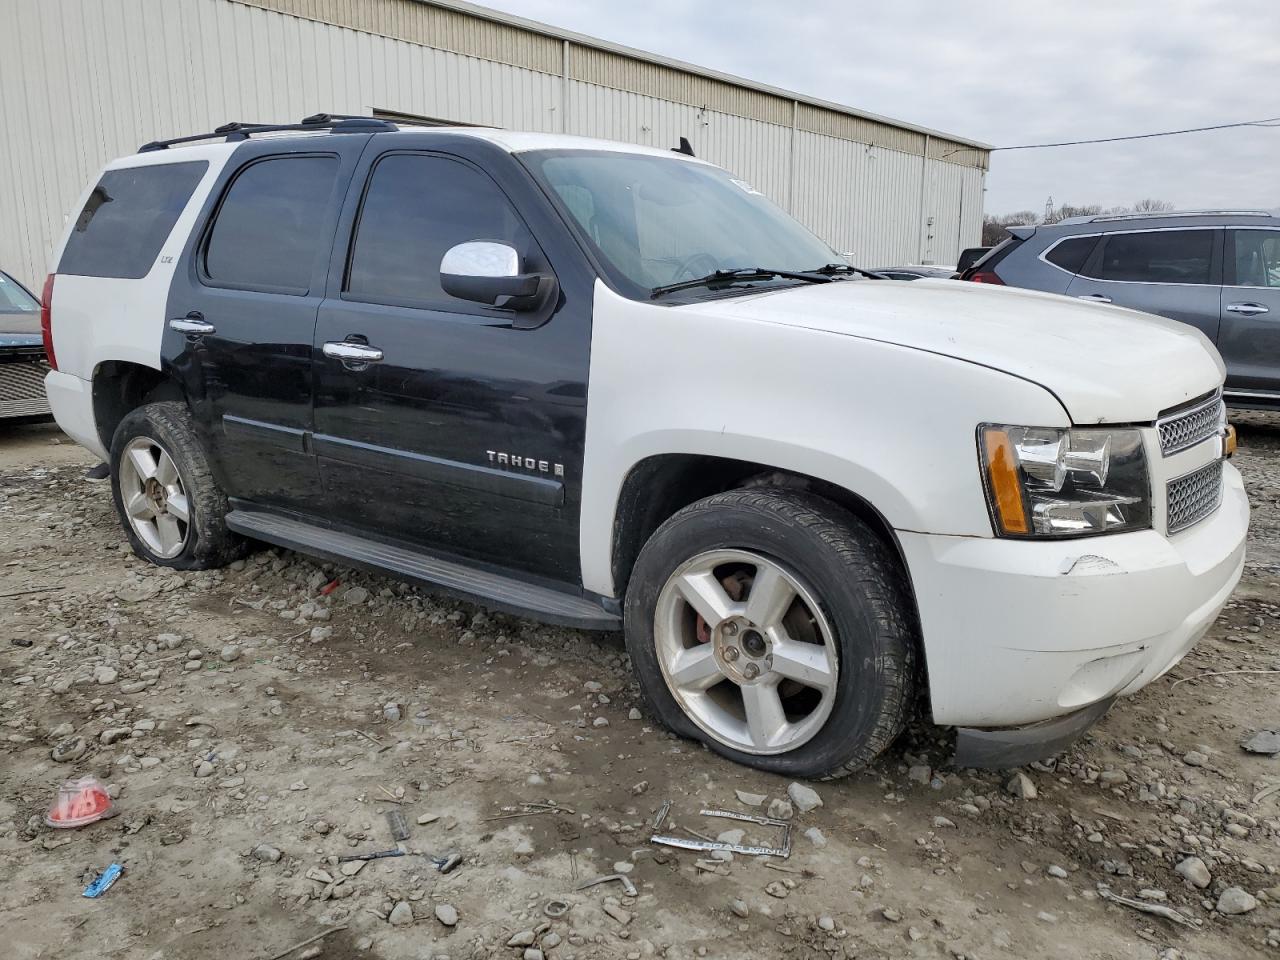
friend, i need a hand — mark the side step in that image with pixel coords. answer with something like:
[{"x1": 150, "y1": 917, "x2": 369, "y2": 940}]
[{"x1": 225, "y1": 510, "x2": 620, "y2": 631}]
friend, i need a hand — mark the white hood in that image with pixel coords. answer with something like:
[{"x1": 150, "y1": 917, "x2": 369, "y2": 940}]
[{"x1": 682, "y1": 278, "x2": 1224, "y2": 424}]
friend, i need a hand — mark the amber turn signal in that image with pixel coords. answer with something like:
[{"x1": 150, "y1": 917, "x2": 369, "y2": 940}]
[
  {"x1": 1224, "y1": 423, "x2": 1237, "y2": 458},
  {"x1": 982, "y1": 429, "x2": 1030, "y2": 535}
]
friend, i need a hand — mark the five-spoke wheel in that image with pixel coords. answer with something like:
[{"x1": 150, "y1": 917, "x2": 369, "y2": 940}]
[
  {"x1": 625, "y1": 488, "x2": 917, "y2": 778},
  {"x1": 117, "y1": 436, "x2": 191, "y2": 558},
  {"x1": 655, "y1": 549, "x2": 838, "y2": 755}
]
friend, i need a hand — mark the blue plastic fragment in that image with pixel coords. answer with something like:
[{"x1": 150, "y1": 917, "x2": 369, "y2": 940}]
[{"x1": 83, "y1": 863, "x2": 123, "y2": 898}]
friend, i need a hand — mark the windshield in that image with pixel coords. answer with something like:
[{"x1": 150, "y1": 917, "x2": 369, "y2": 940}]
[
  {"x1": 0, "y1": 272, "x2": 39, "y2": 316},
  {"x1": 522, "y1": 150, "x2": 842, "y2": 300}
]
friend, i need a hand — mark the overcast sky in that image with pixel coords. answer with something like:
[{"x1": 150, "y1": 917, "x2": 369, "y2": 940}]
[{"x1": 480, "y1": 0, "x2": 1279, "y2": 216}]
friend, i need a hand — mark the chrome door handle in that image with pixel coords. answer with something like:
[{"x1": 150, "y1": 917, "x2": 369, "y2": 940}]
[
  {"x1": 169, "y1": 316, "x2": 216, "y2": 335},
  {"x1": 323, "y1": 341, "x2": 384, "y2": 363},
  {"x1": 1076, "y1": 293, "x2": 1112, "y2": 303},
  {"x1": 1226, "y1": 302, "x2": 1269, "y2": 316}
]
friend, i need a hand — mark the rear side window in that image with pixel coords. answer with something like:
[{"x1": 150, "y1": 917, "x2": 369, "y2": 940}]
[
  {"x1": 1044, "y1": 236, "x2": 1097, "y2": 274},
  {"x1": 1085, "y1": 230, "x2": 1214, "y2": 285},
  {"x1": 58, "y1": 161, "x2": 207, "y2": 279},
  {"x1": 345, "y1": 153, "x2": 534, "y2": 309},
  {"x1": 203, "y1": 155, "x2": 339, "y2": 293}
]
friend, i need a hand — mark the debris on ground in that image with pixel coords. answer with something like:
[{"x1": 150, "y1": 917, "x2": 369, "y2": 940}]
[
  {"x1": 82, "y1": 863, "x2": 124, "y2": 898},
  {"x1": 44, "y1": 776, "x2": 115, "y2": 828},
  {"x1": 3, "y1": 420, "x2": 1280, "y2": 959}
]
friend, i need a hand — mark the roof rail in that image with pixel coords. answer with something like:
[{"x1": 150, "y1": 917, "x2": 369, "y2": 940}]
[
  {"x1": 1080, "y1": 209, "x2": 1274, "y2": 223},
  {"x1": 138, "y1": 113, "x2": 397, "y2": 153}
]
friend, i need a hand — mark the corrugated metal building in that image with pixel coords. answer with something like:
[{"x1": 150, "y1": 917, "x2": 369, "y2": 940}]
[{"x1": 0, "y1": 0, "x2": 991, "y2": 289}]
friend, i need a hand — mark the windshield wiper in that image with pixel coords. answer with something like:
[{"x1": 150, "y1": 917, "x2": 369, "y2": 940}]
[
  {"x1": 809, "y1": 262, "x2": 888, "y2": 280},
  {"x1": 650, "y1": 267, "x2": 832, "y2": 299}
]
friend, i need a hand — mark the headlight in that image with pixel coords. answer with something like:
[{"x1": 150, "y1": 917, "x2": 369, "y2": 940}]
[{"x1": 978, "y1": 424, "x2": 1150, "y2": 537}]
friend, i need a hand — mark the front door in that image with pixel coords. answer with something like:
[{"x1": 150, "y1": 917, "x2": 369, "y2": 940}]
[
  {"x1": 1220, "y1": 228, "x2": 1280, "y2": 398},
  {"x1": 1064, "y1": 227, "x2": 1222, "y2": 341},
  {"x1": 312, "y1": 144, "x2": 592, "y2": 583},
  {"x1": 167, "y1": 137, "x2": 369, "y2": 512}
]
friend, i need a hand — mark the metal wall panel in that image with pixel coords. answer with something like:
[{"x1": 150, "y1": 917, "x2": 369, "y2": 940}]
[
  {"x1": 1, "y1": 0, "x2": 985, "y2": 287},
  {"x1": 0, "y1": 0, "x2": 560, "y2": 287},
  {"x1": 231, "y1": 0, "x2": 562, "y2": 73},
  {"x1": 565, "y1": 83, "x2": 794, "y2": 205}
]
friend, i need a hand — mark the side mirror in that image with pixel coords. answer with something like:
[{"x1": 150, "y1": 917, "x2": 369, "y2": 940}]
[{"x1": 440, "y1": 241, "x2": 553, "y2": 312}]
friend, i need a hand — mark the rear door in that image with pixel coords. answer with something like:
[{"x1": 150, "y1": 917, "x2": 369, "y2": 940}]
[
  {"x1": 167, "y1": 137, "x2": 369, "y2": 512},
  {"x1": 311, "y1": 138, "x2": 594, "y2": 583},
  {"x1": 1064, "y1": 228, "x2": 1222, "y2": 340},
  {"x1": 1219, "y1": 228, "x2": 1280, "y2": 397}
]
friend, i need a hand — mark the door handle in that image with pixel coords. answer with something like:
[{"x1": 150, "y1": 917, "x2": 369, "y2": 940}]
[
  {"x1": 1076, "y1": 293, "x2": 1112, "y2": 304},
  {"x1": 1226, "y1": 301, "x2": 1269, "y2": 316},
  {"x1": 323, "y1": 340, "x2": 384, "y2": 363},
  {"x1": 169, "y1": 312, "x2": 216, "y2": 335}
]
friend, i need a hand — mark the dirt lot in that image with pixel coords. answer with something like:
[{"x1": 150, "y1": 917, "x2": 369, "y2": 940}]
[{"x1": 2, "y1": 418, "x2": 1278, "y2": 960}]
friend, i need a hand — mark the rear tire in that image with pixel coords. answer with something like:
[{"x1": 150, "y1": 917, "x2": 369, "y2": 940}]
[
  {"x1": 109, "y1": 401, "x2": 247, "y2": 570},
  {"x1": 623, "y1": 488, "x2": 917, "y2": 779}
]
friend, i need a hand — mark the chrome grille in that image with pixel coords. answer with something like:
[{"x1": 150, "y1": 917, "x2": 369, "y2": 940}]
[
  {"x1": 0, "y1": 359, "x2": 51, "y2": 418},
  {"x1": 1157, "y1": 392, "x2": 1224, "y2": 456},
  {"x1": 1166, "y1": 459, "x2": 1223, "y2": 534}
]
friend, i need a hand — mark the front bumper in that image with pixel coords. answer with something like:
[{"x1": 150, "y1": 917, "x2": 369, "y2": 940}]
[{"x1": 900, "y1": 461, "x2": 1248, "y2": 729}]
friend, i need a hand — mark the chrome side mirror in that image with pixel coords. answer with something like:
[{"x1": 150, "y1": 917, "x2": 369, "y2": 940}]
[{"x1": 440, "y1": 241, "x2": 549, "y2": 311}]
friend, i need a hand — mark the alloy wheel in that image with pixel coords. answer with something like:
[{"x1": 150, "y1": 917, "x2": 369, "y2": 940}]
[
  {"x1": 117, "y1": 436, "x2": 191, "y2": 559},
  {"x1": 653, "y1": 549, "x2": 839, "y2": 755}
]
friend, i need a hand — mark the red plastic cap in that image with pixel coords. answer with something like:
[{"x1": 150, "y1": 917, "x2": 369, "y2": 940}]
[
  {"x1": 45, "y1": 776, "x2": 114, "y2": 828},
  {"x1": 40, "y1": 273, "x2": 57, "y2": 371}
]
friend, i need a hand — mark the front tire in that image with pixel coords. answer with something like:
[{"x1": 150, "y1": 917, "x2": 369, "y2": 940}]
[
  {"x1": 623, "y1": 489, "x2": 917, "y2": 779},
  {"x1": 109, "y1": 401, "x2": 246, "y2": 570}
]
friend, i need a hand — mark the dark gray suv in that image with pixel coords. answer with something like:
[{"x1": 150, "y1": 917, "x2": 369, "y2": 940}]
[{"x1": 962, "y1": 211, "x2": 1280, "y2": 407}]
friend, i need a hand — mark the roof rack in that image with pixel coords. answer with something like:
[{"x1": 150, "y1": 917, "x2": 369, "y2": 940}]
[
  {"x1": 1069, "y1": 209, "x2": 1274, "y2": 224},
  {"x1": 138, "y1": 113, "x2": 397, "y2": 153}
]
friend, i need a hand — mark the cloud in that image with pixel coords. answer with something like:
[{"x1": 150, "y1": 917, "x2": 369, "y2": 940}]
[{"x1": 480, "y1": 0, "x2": 1280, "y2": 213}]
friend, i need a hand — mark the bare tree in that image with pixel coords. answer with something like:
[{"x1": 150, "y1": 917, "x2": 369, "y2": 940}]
[
  {"x1": 982, "y1": 211, "x2": 1041, "y2": 245},
  {"x1": 983, "y1": 198, "x2": 1176, "y2": 242},
  {"x1": 1048, "y1": 203, "x2": 1102, "y2": 223}
]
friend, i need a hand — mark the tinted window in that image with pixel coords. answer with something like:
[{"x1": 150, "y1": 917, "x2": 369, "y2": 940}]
[
  {"x1": 204, "y1": 156, "x2": 339, "y2": 292},
  {"x1": 346, "y1": 154, "x2": 533, "y2": 308},
  {"x1": 1087, "y1": 230, "x2": 1213, "y2": 285},
  {"x1": 1232, "y1": 230, "x2": 1280, "y2": 288},
  {"x1": 58, "y1": 161, "x2": 207, "y2": 279},
  {"x1": 1044, "y1": 235, "x2": 1097, "y2": 274}
]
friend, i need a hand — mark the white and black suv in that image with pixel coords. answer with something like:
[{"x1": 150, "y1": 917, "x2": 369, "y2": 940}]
[{"x1": 43, "y1": 116, "x2": 1248, "y2": 777}]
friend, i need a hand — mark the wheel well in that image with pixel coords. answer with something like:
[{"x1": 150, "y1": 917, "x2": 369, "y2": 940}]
[
  {"x1": 92, "y1": 362, "x2": 186, "y2": 452},
  {"x1": 611, "y1": 454, "x2": 910, "y2": 597}
]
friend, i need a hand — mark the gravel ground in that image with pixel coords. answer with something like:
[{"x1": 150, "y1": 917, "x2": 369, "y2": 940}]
[{"x1": 1, "y1": 418, "x2": 1278, "y2": 960}]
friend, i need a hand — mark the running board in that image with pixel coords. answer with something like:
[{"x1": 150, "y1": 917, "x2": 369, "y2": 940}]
[{"x1": 225, "y1": 510, "x2": 620, "y2": 631}]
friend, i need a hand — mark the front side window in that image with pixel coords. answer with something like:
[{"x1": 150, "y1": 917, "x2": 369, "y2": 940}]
[
  {"x1": 203, "y1": 155, "x2": 339, "y2": 292},
  {"x1": 59, "y1": 161, "x2": 208, "y2": 279},
  {"x1": 1231, "y1": 230, "x2": 1280, "y2": 288},
  {"x1": 1085, "y1": 230, "x2": 1213, "y2": 285},
  {"x1": 346, "y1": 153, "x2": 535, "y2": 309},
  {"x1": 522, "y1": 150, "x2": 840, "y2": 299}
]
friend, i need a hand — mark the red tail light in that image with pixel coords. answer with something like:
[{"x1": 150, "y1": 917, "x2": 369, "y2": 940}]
[
  {"x1": 40, "y1": 273, "x2": 57, "y2": 371},
  {"x1": 966, "y1": 270, "x2": 1005, "y2": 285}
]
